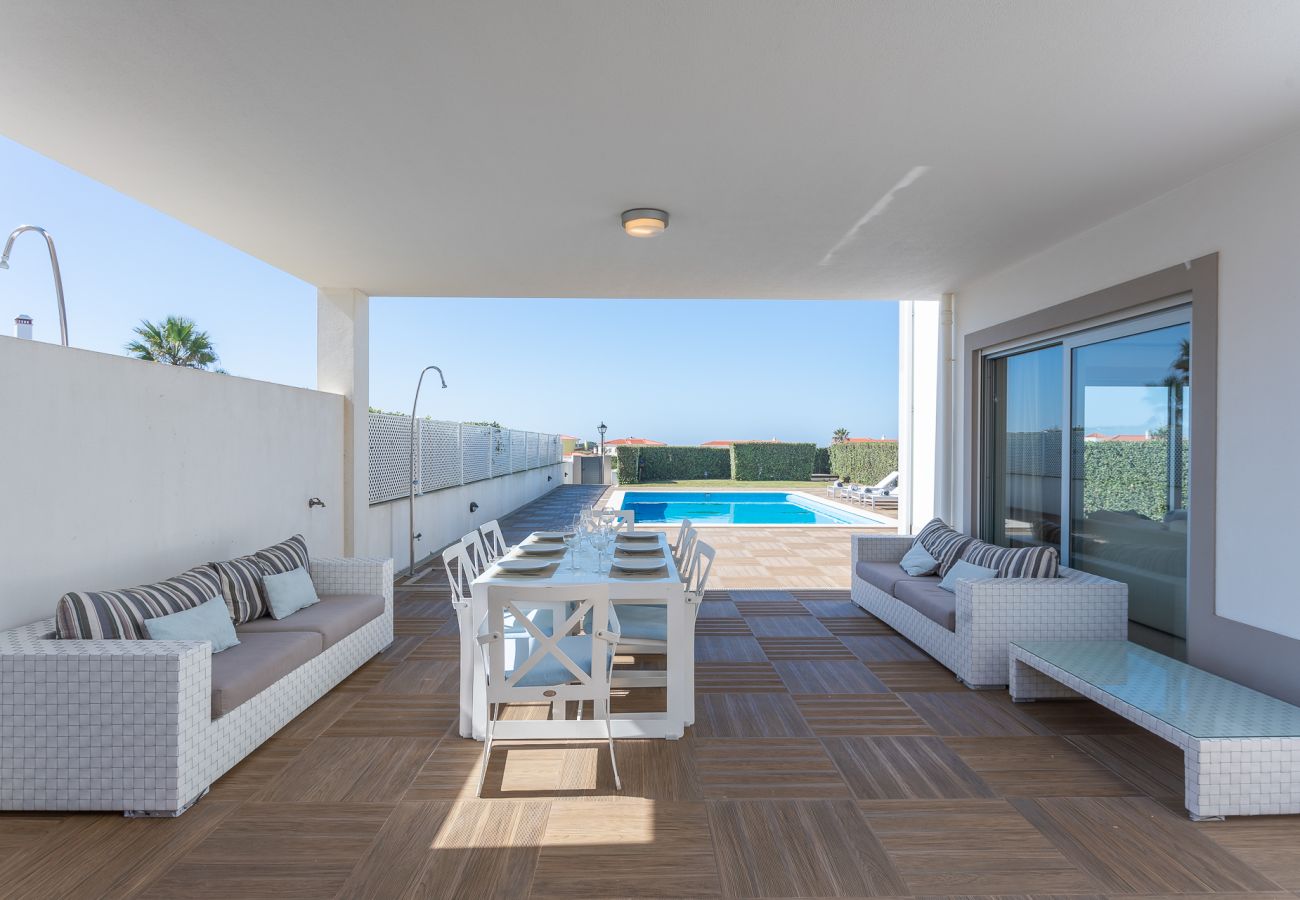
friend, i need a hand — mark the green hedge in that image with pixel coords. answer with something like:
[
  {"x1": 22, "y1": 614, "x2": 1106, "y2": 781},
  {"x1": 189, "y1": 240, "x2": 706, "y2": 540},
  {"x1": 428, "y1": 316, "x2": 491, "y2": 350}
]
[
  {"x1": 730, "y1": 442, "x2": 816, "y2": 481},
  {"x1": 613, "y1": 445, "x2": 730, "y2": 483},
  {"x1": 1082, "y1": 438, "x2": 1188, "y2": 520},
  {"x1": 828, "y1": 441, "x2": 898, "y2": 485},
  {"x1": 813, "y1": 446, "x2": 831, "y2": 474}
]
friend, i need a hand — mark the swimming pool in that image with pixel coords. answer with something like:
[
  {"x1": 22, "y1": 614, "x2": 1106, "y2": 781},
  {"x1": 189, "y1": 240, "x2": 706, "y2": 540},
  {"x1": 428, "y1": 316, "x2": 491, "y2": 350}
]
[{"x1": 619, "y1": 491, "x2": 888, "y2": 525}]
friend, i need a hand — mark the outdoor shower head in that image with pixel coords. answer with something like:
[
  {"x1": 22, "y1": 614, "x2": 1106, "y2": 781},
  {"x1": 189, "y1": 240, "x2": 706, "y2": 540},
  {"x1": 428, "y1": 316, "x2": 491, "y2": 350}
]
[{"x1": 1, "y1": 225, "x2": 68, "y2": 345}]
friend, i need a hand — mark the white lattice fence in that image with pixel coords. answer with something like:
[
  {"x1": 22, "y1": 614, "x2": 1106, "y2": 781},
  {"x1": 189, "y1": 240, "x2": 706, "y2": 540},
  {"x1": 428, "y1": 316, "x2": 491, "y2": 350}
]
[{"x1": 368, "y1": 413, "x2": 564, "y2": 504}]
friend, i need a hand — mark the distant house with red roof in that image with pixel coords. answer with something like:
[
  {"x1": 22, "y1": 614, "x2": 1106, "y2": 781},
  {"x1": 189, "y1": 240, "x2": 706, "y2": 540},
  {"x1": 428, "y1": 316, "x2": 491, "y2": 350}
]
[
  {"x1": 603, "y1": 436, "x2": 666, "y2": 455},
  {"x1": 1084, "y1": 432, "x2": 1151, "y2": 443},
  {"x1": 701, "y1": 439, "x2": 781, "y2": 447},
  {"x1": 844, "y1": 436, "x2": 896, "y2": 443}
]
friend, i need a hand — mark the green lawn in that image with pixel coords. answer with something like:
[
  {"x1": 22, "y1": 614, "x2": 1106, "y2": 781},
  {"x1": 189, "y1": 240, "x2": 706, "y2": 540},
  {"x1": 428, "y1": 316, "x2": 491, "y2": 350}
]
[{"x1": 614, "y1": 479, "x2": 832, "y2": 491}]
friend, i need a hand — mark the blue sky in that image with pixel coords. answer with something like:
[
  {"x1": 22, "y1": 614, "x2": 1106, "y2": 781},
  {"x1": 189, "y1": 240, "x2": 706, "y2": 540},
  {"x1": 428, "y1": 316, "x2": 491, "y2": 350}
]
[{"x1": 0, "y1": 135, "x2": 899, "y2": 445}]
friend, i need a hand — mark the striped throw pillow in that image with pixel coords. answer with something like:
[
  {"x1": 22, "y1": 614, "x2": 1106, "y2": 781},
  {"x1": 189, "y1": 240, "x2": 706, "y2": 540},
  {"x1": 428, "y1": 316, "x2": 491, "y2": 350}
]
[
  {"x1": 962, "y1": 540, "x2": 1060, "y2": 579},
  {"x1": 255, "y1": 534, "x2": 309, "y2": 576},
  {"x1": 212, "y1": 555, "x2": 271, "y2": 623},
  {"x1": 913, "y1": 518, "x2": 975, "y2": 577},
  {"x1": 55, "y1": 566, "x2": 223, "y2": 640}
]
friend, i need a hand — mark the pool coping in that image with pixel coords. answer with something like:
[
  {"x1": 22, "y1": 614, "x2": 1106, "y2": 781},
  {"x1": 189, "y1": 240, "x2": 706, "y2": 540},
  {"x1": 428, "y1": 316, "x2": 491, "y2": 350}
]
[{"x1": 606, "y1": 488, "x2": 897, "y2": 529}]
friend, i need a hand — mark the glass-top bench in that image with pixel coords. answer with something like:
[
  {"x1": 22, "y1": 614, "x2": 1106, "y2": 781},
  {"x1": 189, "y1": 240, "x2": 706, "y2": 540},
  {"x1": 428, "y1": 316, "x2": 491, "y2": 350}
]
[{"x1": 1009, "y1": 640, "x2": 1300, "y2": 820}]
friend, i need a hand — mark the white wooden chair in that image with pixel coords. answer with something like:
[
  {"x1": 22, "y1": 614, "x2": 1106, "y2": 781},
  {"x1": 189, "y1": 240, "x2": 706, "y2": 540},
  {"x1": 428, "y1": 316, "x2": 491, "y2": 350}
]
[
  {"x1": 591, "y1": 508, "x2": 636, "y2": 531},
  {"x1": 479, "y1": 519, "x2": 511, "y2": 562},
  {"x1": 462, "y1": 529, "x2": 489, "y2": 577},
  {"x1": 476, "y1": 585, "x2": 623, "y2": 795},
  {"x1": 611, "y1": 540, "x2": 715, "y2": 700},
  {"x1": 672, "y1": 522, "x2": 699, "y2": 571},
  {"x1": 443, "y1": 539, "x2": 478, "y2": 737}
]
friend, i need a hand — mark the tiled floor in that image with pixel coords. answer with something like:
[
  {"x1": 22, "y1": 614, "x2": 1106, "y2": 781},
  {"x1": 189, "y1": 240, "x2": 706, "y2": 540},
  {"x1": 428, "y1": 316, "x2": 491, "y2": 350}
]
[{"x1": 2, "y1": 486, "x2": 1298, "y2": 899}]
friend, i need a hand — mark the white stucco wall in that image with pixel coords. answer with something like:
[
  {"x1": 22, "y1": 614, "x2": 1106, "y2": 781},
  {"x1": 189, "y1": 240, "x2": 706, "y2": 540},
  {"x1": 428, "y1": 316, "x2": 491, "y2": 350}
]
[
  {"x1": 0, "y1": 336, "x2": 344, "y2": 630},
  {"x1": 366, "y1": 464, "x2": 564, "y2": 572},
  {"x1": 898, "y1": 300, "x2": 939, "y2": 533},
  {"x1": 953, "y1": 124, "x2": 1300, "y2": 640}
]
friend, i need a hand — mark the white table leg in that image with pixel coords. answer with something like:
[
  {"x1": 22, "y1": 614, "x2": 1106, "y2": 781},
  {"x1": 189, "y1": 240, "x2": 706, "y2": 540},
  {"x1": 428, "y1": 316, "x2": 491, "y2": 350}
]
[{"x1": 664, "y1": 588, "x2": 688, "y2": 739}]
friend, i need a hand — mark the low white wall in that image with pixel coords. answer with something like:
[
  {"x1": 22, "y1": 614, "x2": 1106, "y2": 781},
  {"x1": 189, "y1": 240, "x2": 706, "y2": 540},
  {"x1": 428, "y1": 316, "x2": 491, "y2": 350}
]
[
  {"x1": 366, "y1": 464, "x2": 564, "y2": 572},
  {"x1": 0, "y1": 336, "x2": 344, "y2": 630},
  {"x1": 954, "y1": 124, "x2": 1300, "y2": 642}
]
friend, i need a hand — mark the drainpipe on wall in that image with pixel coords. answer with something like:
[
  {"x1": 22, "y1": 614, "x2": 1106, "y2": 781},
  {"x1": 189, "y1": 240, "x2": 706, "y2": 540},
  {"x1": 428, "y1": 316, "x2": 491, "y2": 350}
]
[{"x1": 935, "y1": 293, "x2": 956, "y2": 524}]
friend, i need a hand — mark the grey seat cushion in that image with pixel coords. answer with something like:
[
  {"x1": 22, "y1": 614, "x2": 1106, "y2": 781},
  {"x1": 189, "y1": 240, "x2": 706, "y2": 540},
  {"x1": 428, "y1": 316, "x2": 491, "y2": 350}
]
[
  {"x1": 210, "y1": 631, "x2": 322, "y2": 718},
  {"x1": 855, "y1": 561, "x2": 915, "y2": 596},
  {"x1": 892, "y1": 579, "x2": 957, "y2": 632},
  {"x1": 236, "y1": 593, "x2": 384, "y2": 649}
]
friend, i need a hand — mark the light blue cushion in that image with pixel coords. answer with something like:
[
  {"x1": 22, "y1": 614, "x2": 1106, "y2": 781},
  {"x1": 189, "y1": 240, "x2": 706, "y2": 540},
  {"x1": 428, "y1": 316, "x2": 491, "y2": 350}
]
[
  {"x1": 938, "y1": 559, "x2": 999, "y2": 593},
  {"x1": 262, "y1": 566, "x2": 320, "y2": 619},
  {"x1": 899, "y1": 543, "x2": 939, "y2": 576},
  {"x1": 503, "y1": 635, "x2": 615, "y2": 687},
  {"x1": 613, "y1": 604, "x2": 667, "y2": 641},
  {"x1": 144, "y1": 596, "x2": 240, "y2": 652}
]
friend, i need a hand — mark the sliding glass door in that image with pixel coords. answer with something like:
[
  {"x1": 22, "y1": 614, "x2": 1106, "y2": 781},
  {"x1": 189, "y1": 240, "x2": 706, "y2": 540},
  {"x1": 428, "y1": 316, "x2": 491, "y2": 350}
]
[
  {"x1": 981, "y1": 345, "x2": 1064, "y2": 552},
  {"x1": 1068, "y1": 320, "x2": 1190, "y2": 657},
  {"x1": 981, "y1": 306, "x2": 1191, "y2": 657}
]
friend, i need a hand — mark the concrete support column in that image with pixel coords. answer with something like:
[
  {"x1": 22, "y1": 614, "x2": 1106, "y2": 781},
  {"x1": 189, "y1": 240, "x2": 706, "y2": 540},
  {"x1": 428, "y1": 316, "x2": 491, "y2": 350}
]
[{"x1": 318, "y1": 288, "x2": 370, "y2": 556}]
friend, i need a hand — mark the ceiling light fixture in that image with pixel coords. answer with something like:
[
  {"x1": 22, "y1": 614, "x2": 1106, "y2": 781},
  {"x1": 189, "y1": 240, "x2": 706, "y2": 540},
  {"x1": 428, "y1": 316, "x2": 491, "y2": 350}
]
[{"x1": 621, "y1": 208, "x2": 668, "y2": 238}]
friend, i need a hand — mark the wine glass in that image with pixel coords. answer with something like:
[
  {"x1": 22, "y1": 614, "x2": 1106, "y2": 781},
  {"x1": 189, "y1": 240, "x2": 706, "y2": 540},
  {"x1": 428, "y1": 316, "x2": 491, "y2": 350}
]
[{"x1": 589, "y1": 527, "x2": 610, "y2": 572}]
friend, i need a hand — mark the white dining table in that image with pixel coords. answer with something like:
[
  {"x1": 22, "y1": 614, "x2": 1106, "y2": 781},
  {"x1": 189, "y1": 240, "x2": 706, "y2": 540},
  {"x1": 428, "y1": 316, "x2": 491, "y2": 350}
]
[{"x1": 461, "y1": 530, "x2": 691, "y2": 741}]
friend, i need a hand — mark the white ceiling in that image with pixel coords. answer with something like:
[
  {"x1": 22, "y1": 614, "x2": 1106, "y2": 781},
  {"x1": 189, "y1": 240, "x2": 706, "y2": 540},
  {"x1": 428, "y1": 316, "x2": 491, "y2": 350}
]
[{"x1": 3, "y1": 1, "x2": 1299, "y2": 299}]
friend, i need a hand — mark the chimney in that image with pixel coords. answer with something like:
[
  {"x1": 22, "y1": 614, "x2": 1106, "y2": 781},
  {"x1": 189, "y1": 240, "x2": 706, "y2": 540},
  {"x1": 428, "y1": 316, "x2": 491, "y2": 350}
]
[{"x1": 13, "y1": 314, "x2": 33, "y2": 340}]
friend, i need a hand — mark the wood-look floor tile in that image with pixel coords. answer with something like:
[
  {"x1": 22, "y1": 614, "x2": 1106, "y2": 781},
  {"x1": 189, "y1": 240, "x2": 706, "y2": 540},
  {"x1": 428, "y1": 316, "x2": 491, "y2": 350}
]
[
  {"x1": 729, "y1": 589, "x2": 799, "y2": 601},
  {"x1": 868, "y1": 660, "x2": 966, "y2": 692},
  {"x1": 696, "y1": 598, "x2": 743, "y2": 618},
  {"x1": 747, "y1": 614, "x2": 834, "y2": 637},
  {"x1": 375, "y1": 634, "x2": 435, "y2": 665},
  {"x1": 394, "y1": 597, "x2": 453, "y2": 619},
  {"x1": 826, "y1": 736, "x2": 997, "y2": 800},
  {"x1": 695, "y1": 661, "x2": 787, "y2": 692},
  {"x1": 271, "y1": 691, "x2": 361, "y2": 741},
  {"x1": 138, "y1": 802, "x2": 392, "y2": 899},
  {"x1": 734, "y1": 599, "x2": 811, "y2": 616},
  {"x1": 775, "y1": 660, "x2": 889, "y2": 693},
  {"x1": 0, "y1": 800, "x2": 238, "y2": 900},
  {"x1": 334, "y1": 801, "x2": 453, "y2": 898},
  {"x1": 695, "y1": 738, "x2": 850, "y2": 799},
  {"x1": 946, "y1": 736, "x2": 1140, "y2": 797},
  {"x1": 257, "y1": 736, "x2": 433, "y2": 803},
  {"x1": 901, "y1": 693, "x2": 1053, "y2": 737},
  {"x1": 323, "y1": 692, "x2": 458, "y2": 738},
  {"x1": 794, "y1": 693, "x2": 937, "y2": 736},
  {"x1": 799, "y1": 599, "x2": 862, "y2": 617},
  {"x1": 758, "y1": 636, "x2": 856, "y2": 660},
  {"x1": 205, "y1": 737, "x2": 311, "y2": 802},
  {"x1": 840, "y1": 634, "x2": 932, "y2": 662},
  {"x1": 0, "y1": 815, "x2": 63, "y2": 861},
  {"x1": 1011, "y1": 796, "x2": 1282, "y2": 893},
  {"x1": 693, "y1": 617, "x2": 753, "y2": 636},
  {"x1": 374, "y1": 659, "x2": 461, "y2": 694},
  {"x1": 417, "y1": 800, "x2": 550, "y2": 898},
  {"x1": 333, "y1": 660, "x2": 399, "y2": 692},
  {"x1": 694, "y1": 692, "x2": 812, "y2": 737},
  {"x1": 984, "y1": 693, "x2": 1144, "y2": 735},
  {"x1": 407, "y1": 738, "x2": 563, "y2": 800},
  {"x1": 821, "y1": 615, "x2": 898, "y2": 636},
  {"x1": 531, "y1": 799, "x2": 721, "y2": 898},
  {"x1": 1066, "y1": 733, "x2": 1184, "y2": 800},
  {"x1": 1196, "y1": 816, "x2": 1300, "y2": 889},
  {"x1": 709, "y1": 799, "x2": 908, "y2": 897},
  {"x1": 862, "y1": 798, "x2": 1099, "y2": 895},
  {"x1": 407, "y1": 635, "x2": 460, "y2": 660},
  {"x1": 694, "y1": 635, "x2": 767, "y2": 662}
]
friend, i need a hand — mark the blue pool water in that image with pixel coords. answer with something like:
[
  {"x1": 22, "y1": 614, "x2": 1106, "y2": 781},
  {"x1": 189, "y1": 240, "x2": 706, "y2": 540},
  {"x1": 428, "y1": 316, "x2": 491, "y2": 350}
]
[{"x1": 620, "y1": 491, "x2": 885, "y2": 525}]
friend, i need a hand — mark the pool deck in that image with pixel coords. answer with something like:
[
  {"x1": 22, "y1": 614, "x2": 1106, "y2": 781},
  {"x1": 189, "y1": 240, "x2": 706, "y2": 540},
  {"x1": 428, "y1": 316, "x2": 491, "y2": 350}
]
[{"x1": 499, "y1": 484, "x2": 895, "y2": 590}]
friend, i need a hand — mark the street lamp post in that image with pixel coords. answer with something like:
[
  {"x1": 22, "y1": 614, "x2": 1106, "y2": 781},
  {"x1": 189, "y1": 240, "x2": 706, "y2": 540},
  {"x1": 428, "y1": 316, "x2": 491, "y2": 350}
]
[{"x1": 598, "y1": 421, "x2": 607, "y2": 457}]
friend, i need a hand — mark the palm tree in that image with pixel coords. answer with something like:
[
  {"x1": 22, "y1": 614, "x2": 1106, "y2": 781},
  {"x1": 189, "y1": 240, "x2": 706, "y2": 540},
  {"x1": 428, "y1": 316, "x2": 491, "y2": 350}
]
[
  {"x1": 126, "y1": 316, "x2": 223, "y2": 370},
  {"x1": 832, "y1": 428, "x2": 850, "y2": 444}
]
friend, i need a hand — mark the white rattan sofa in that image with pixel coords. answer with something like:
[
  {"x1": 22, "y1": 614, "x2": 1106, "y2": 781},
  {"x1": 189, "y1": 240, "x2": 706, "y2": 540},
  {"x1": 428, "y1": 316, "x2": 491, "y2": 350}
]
[
  {"x1": 0, "y1": 556, "x2": 392, "y2": 816},
  {"x1": 851, "y1": 534, "x2": 1127, "y2": 688}
]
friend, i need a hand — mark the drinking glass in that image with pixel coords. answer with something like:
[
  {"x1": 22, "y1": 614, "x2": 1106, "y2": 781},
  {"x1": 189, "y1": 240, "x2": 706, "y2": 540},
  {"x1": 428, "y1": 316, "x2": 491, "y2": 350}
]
[{"x1": 590, "y1": 529, "x2": 610, "y2": 571}]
